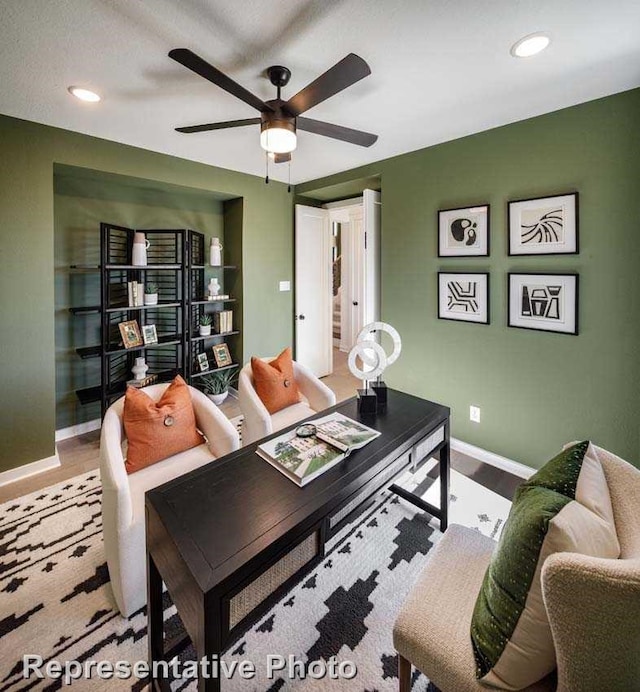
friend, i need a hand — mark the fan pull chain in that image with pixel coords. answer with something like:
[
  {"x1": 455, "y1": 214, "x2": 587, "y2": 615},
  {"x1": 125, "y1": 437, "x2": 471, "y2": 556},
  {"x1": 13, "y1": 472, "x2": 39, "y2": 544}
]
[
  {"x1": 287, "y1": 160, "x2": 291, "y2": 193},
  {"x1": 265, "y1": 150, "x2": 269, "y2": 185}
]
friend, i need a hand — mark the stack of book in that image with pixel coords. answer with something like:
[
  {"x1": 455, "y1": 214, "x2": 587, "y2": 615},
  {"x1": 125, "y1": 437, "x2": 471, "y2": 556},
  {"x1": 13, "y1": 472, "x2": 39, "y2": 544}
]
[
  {"x1": 127, "y1": 281, "x2": 144, "y2": 307},
  {"x1": 213, "y1": 310, "x2": 233, "y2": 333},
  {"x1": 126, "y1": 373, "x2": 159, "y2": 389}
]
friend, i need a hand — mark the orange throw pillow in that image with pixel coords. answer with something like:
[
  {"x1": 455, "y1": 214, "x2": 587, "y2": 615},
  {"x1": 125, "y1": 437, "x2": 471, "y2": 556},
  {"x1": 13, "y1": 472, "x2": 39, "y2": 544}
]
[
  {"x1": 251, "y1": 347, "x2": 301, "y2": 414},
  {"x1": 123, "y1": 375, "x2": 204, "y2": 474}
]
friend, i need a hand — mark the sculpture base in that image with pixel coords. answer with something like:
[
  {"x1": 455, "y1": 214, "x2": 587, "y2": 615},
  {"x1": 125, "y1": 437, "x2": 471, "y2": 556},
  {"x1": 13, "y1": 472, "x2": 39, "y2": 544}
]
[
  {"x1": 357, "y1": 388, "x2": 378, "y2": 416},
  {"x1": 371, "y1": 381, "x2": 387, "y2": 411}
]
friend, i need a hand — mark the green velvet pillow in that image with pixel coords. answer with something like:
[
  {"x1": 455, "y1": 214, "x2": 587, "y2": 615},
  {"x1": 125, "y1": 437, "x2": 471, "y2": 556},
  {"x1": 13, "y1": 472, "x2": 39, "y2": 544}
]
[{"x1": 470, "y1": 441, "x2": 620, "y2": 689}]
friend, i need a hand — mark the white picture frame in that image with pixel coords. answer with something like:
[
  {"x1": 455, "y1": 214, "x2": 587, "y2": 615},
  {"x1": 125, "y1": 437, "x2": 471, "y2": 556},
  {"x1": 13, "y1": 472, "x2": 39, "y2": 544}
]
[
  {"x1": 508, "y1": 193, "x2": 578, "y2": 256},
  {"x1": 196, "y1": 352, "x2": 210, "y2": 372},
  {"x1": 508, "y1": 273, "x2": 579, "y2": 335},
  {"x1": 438, "y1": 204, "x2": 489, "y2": 257},
  {"x1": 141, "y1": 324, "x2": 158, "y2": 345},
  {"x1": 438, "y1": 272, "x2": 490, "y2": 324}
]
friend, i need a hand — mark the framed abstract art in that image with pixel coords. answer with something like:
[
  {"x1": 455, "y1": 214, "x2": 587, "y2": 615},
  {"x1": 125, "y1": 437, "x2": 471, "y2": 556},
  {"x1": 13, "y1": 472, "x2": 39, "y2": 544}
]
[
  {"x1": 438, "y1": 272, "x2": 490, "y2": 324},
  {"x1": 508, "y1": 273, "x2": 578, "y2": 335},
  {"x1": 438, "y1": 204, "x2": 490, "y2": 257}
]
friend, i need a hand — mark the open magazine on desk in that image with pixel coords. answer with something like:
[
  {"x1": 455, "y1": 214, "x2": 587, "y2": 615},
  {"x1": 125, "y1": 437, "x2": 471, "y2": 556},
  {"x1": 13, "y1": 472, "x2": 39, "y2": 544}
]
[{"x1": 256, "y1": 412, "x2": 381, "y2": 486}]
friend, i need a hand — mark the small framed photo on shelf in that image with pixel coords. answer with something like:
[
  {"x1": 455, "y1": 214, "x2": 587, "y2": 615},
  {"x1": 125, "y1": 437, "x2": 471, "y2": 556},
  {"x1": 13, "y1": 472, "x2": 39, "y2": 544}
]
[
  {"x1": 508, "y1": 273, "x2": 578, "y2": 335},
  {"x1": 438, "y1": 272, "x2": 490, "y2": 324},
  {"x1": 141, "y1": 324, "x2": 158, "y2": 345},
  {"x1": 118, "y1": 320, "x2": 143, "y2": 349},
  {"x1": 438, "y1": 204, "x2": 489, "y2": 257},
  {"x1": 196, "y1": 352, "x2": 210, "y2": 372},
  {"x1": 508, "y1": 192, "x2": 578, "y2": 256},
  {"x1": 212, "y1": 343, "x2": 232, "y2": 368}
]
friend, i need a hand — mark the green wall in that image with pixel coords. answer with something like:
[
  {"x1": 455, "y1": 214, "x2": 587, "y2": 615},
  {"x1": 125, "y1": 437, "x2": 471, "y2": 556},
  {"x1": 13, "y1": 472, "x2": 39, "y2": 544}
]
[
  {"x1": 298, "y1": 88, "x2": 640, "y2": 468},
  {"x1": 0, "y1": 115, "x2": 293, "y2": 473},
  {"x1": 54, "y1": 169, "x2": 228, "y2": 429}
]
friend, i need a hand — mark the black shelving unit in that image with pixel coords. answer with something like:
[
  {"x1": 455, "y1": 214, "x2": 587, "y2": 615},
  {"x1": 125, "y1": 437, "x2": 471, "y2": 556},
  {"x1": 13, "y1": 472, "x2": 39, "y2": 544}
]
[{"x1": 70, "y1": 224, "x2": 242, "y2": 414}]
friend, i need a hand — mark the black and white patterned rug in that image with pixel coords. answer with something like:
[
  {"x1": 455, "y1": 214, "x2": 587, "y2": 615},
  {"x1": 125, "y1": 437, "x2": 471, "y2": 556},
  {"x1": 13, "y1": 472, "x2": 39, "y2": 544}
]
[{"x1": 0, "y1": 454, "x2": 510, "y2": 691}]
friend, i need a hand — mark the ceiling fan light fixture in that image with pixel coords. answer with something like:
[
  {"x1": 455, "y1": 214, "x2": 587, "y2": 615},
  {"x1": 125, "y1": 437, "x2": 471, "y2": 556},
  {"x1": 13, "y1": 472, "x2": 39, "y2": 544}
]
[{"x1": 260, "y1": 116, "x2": 297, "y2": 154}]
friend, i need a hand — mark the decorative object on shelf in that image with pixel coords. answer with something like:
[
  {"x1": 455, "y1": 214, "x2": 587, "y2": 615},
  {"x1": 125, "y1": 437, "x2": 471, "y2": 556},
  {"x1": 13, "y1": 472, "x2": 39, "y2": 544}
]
[
  {"x1": 127, "y1": 281, "x2": 144, "y2": 307},
  {"x1": 207, "y1": 277, "x2": 221, "y2": 300},
  {"x1": 212, "y1": 343, "x2": 232, "y2": 368},
  {"x1": 508, "y1": 192, "x2": 578, "y2": 256},
  {"x1": 118, "y1": 320, "x2": 143, "y2": 349},
  {"x1": 438, "y1": 272, "x2": 490, "y2": 325},
  {"x1": 199, "y1": 314, "x2": 212, "y2": 337},
  {"x1": 209, "y1": 237, "x2": 223, "y2": 267},
  {"x1": 199, "y1": 365, "x2": 238, "y2": 405},
  {"x1": 144, "y1": 283, "x2": 159, "y2": 306},
  {"x1": 196, "y1": 352, "x2": 210, "y2": 372},
  {"x1": 508, "y1": 273, "x2": 579, "y2": 335},
  {"x1": 131, "y1": 232, "x2": 150, "y2": 266},
  {"x1": 348, "y1": 322, "x2": 402, "y2": 414},
  {"x1": 131, "y1": 357, "x2": 149, "y2": 381},
  {"x1": 213, "y1": 310, "x2": 233, "y2": 333},
  {"x1": 438, "y1": 204, "x2": 490, "y2": 257},
  {"x1": 142, "y1": 324, "x2": 158, "y2": 345}
]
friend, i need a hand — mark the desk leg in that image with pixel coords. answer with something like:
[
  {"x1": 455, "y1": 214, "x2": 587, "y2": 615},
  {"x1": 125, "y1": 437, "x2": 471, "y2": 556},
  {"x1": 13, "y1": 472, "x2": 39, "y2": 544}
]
[
  {"x1": 439, "y1": 423, "x2": 450, "y2": 532},
  {"x1": 197, "y1": 599, "x2": 222, "y2": 692},
  {"x1": 147, "y1": 551, "x2": 167, "y2": 691}
]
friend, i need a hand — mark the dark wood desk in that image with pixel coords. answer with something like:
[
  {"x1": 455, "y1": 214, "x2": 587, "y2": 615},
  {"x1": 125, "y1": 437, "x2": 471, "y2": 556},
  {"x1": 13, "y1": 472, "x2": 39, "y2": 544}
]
[{"x1": 146, "y1": 389, "x2": 449, "y2": 691}]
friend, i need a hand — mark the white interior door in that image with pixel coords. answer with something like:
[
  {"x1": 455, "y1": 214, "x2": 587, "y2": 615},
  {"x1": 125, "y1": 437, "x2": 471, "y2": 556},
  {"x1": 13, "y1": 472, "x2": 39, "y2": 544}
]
[
  {"x1": 295, "y1": 205, "x2": 332, "y2": 377},
  {"x1": 363, "y1": 188, "x2": 381, "y2": 326}
]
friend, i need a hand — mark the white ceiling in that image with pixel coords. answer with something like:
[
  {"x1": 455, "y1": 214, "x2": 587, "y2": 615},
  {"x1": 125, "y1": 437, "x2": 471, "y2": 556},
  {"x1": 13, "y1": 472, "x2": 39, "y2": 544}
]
[{"x1": 1, "y1": 0, "x2": 639, "y2": 184}]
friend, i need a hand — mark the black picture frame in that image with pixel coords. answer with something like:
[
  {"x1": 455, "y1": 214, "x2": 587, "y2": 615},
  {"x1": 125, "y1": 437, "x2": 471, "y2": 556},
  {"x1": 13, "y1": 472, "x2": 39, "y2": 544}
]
[
  {"x1": 508, "y1": 192, "x2": 579, "y2": 256},
  {"x1": 437, "y1": 272, "x2": 490, "y2": 325},
  {"x1": 507, "y1": 272, "x2": 579, "y2": 335},
  {"x1": 438, "y1": 204, "x2": 490, "y2": 257}
]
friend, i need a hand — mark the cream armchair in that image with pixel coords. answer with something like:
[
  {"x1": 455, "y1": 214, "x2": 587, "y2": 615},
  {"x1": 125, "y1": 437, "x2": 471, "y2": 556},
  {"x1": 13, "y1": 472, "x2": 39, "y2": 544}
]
[
  {"x1": 100, "y1": 383, "x2": 240, "y2": 617},
  {"x1": 393, "y1": 444, "x2": 640, "y2": 692},
  {"x1": 238, "y1": 358, "x2": 336, "y2": 445}
]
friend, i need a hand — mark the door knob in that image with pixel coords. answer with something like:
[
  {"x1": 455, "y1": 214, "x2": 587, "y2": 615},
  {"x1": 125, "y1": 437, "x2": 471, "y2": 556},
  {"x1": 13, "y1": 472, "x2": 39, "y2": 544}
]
[
  {"x1": 298, "y1": 314, "x2": 306, "y2": 320},
  {"x1": 352, "y1": 301, "x2": 359, "y2": 306}
]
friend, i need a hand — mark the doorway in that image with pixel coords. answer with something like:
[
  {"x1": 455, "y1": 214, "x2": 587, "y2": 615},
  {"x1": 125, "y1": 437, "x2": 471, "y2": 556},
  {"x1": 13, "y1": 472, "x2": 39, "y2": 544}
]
[{"x1": 294, "y1": 189, "x2": 381, "y2": 388}]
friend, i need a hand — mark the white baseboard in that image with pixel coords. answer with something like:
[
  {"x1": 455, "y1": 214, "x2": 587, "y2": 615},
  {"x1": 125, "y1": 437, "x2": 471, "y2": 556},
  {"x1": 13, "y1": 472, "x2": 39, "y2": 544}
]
[
  {"x1": 55, "y1": 418, "x2": 102, "y2": 442},
  {"x1": 227, "y1": 386, "x2": 238, "y2": 399},
  {"x1": 451, "y1": 437, "x2": 534, "y2": 479},
  {"x1": 0, "y1": 452, "x2": 61, "y2": 487}
]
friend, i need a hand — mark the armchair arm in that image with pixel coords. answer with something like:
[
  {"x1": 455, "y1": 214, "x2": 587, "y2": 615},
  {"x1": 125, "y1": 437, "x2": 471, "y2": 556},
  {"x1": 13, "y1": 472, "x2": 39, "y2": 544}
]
[
  {"x1": 189, "y1": 387, "x2": 240, "y2": 458},
  {"x1": 293, "y1": 361, "x2": 336, "y2": 412},
  {"x1": 542, "y1": 552, "x2": 640, "y2": 692},
  {"x1": 99, "y1": 404, "x2": 133, "y2": 532},
  {"x1": 238, "y1": 366, "x2": 273, "y2": 445}
]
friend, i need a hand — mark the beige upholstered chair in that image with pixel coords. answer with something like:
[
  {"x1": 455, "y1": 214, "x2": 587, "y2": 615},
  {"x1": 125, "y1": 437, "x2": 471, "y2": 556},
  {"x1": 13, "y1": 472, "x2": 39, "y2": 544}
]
[
  {"x1": 393, "y1": 444, "x2": 640, "y2": 692},
  {"x1": 238, "y1": 358, "x2": 336, "y2": 446},
  {"x1": 100, "y1": 383, "x2": 240, "y2": 617}
]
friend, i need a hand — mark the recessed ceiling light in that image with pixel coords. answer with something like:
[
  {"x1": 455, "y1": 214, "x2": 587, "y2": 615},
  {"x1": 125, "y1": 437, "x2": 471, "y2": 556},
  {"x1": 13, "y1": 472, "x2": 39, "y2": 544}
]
[
  {"x1": 68, "y1": 86, "x2": 101, "y2": 103},
  {"x1": 511, "y1": 33, "x2": 551, "y2": 58}
]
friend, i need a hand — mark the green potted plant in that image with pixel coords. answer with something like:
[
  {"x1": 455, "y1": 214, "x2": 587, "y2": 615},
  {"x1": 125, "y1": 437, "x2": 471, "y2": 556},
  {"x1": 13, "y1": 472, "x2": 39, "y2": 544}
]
[
  {"x1": 199, "y1": 313, "x2": 212, "y2": 337},
  {"x1": 199, "y1": 365, "x2": 237, "y2": 405},
  {"x1": 144, "y1": 282, "x2": 158, "y2": 306}
]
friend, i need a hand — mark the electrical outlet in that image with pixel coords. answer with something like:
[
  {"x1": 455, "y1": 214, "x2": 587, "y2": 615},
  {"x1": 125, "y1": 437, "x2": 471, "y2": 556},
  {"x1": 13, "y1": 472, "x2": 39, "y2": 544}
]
[{"x1": 470, "y1": 405, "x2": 481, "y2": 423}]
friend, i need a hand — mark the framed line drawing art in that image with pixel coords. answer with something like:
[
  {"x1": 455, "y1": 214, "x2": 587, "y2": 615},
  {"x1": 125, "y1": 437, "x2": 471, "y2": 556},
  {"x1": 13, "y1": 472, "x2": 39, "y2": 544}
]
[
  {"x1": 508, "y1": 192, "x2": 578, "y2": 255},
  {"x1": 438, "y1": 272, "x2": 490, "y2": 324},
  {"x1": 118, "y1": 320, "x2": 143, "y2": 349},
  {"x1": 438, "y1": 204, "x2": 489, "y2": 257},
  {"x1": 508, "y1": 273, "x2": 579, "y2": 335},
  {"x1": 212, "y1": 343, "x2": 232, "y2": 368}
]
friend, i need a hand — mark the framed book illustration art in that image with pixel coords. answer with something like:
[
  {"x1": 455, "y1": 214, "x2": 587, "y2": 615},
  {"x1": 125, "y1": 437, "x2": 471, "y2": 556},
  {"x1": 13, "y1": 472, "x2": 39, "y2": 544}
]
[
  {"x1": 438, "y1": 204, "x2": 489, "y2": 257},
  {"x1": 141, "y1": 324, "x2": 158, "y2": 345},
  {"x1": 212, "y1": 343, "x2": 231, "y2": 368},
  {"x1": 118, "y1": 320, "x2": 143, "y2": 349},
  {"x1": 196, "y1": 352, "x2": 210, "y2": 372},
  {"x1": 508, "y1": 273, "x2": 578, "y2": 335},
  {"x1": 508, "y1": 192, "x2": 578, "y2": 255},
  {"x1": 438, "y1": 272, "x2": 490, "y2": 325}
]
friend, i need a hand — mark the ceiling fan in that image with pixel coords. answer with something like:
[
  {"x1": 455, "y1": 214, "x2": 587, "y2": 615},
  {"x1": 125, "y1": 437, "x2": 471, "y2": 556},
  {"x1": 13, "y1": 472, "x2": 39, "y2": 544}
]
[{"x1": 168, "y1": 49, "x2": 378, "y2": 166}]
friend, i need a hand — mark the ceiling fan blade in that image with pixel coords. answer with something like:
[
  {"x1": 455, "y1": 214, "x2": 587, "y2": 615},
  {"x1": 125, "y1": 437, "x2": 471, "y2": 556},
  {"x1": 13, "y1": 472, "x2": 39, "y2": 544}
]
[
  {"x1": 169, "y1": 48, "x2": 274, "y2": 113},
  {"x1": 297, "y1": 117, "x2": 378, "y2": 147},
  {"x1": 284, "y1": 53, "x2": 371, "y2": 117},
  {"x1": 175, "y1": 118, "x2": 260, "y2": 134}
]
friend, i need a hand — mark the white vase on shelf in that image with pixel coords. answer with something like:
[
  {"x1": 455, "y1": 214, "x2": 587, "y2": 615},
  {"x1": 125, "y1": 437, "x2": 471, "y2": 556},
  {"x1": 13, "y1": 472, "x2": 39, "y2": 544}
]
[
  {"x1": 209, "y1": 238, "x2": 222, "y2": 267},
  {"x1": 132, "y1": 232, "x2": 149, "y2": 266},
  {"x1": 207, "y1": 278, "x2": 221, "y2": 300},
  {"x1": 132, "y1": 357, "x2": 148, "y2": 381}
]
